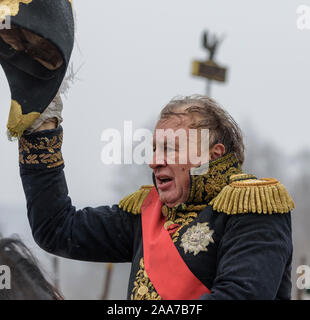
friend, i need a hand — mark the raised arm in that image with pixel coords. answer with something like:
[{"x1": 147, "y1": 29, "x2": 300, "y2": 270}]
[{"x1": 19, "y1": 125, "x2": 140, "y2": 263}]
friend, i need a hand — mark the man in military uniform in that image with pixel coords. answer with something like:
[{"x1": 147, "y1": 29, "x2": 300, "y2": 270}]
[{"x1": 1, "y1": 1, "x2": 294, "y2": 300}]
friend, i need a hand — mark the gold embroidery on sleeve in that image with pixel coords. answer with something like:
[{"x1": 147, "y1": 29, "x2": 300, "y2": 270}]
[{"x1": 19, "y1": 131, "x2": 64, "y2": 168}]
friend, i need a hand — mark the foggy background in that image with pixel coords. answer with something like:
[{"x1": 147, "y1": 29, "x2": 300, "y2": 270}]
[{"x1": 0, "y1": 0, "x2": 309, "y2": 299}]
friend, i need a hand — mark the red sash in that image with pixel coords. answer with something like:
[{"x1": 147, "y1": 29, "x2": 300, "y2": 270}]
[{"x1": 141, "y1": 187, "x2": 211, "y2": 300}]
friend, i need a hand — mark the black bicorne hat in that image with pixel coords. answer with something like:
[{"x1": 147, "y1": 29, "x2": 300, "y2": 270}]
[{"x1": 0, "y1": 0, "x2": 74, "y2": 137}]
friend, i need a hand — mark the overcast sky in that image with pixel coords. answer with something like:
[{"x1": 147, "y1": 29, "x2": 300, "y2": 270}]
[{"x1": 0, "y1": 0, "x2": 309, "y2": 210}]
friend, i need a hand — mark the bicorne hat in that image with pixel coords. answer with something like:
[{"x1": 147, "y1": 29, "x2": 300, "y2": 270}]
[{"x1": 0, "y1": 0, "x2": 74, "y2": 137}]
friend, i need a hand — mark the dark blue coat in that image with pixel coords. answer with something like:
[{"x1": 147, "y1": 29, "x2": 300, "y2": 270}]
[{"x1": 19, "y1": 127, "x2": 293, "y2": 300}]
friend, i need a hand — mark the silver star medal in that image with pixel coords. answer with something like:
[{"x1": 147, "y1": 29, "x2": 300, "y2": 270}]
[{"x1": 180, "y1": 222, "x2": 214, "y2": 256}]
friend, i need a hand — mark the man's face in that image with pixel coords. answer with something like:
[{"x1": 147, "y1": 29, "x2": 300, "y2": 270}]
[{"x1": 149, "y1": 115, "x2": 208, "y2": 208}]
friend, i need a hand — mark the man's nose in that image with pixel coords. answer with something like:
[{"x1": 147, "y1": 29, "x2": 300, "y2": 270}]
[{"x1": 149, "y1": 151, "x2": 166, "y2": 169}]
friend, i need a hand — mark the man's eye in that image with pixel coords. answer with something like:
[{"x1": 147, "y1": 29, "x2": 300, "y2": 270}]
[
  {"x1": 166, "y1": 146, "x2": 175, "y2": 153},
  {"x1": 155, "y1": 145, "x2": 164, "y2": 152}
]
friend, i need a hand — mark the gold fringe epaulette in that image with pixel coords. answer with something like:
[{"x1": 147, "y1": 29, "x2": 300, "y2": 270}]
[
  {"x1": 119, "y1": 185, "x2": 154, "y2": 215},
  {"x1": 210, "y1": 174, "x2": 295, "y2": 215}
]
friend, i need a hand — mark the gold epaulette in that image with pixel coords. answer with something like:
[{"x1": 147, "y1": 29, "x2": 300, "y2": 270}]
[
  {"x1": 119, "y1": 185, "x2": 154, "y2": 215},
  {"x1": 210, "y1": 174, "x2": 295, "y2": 215}
]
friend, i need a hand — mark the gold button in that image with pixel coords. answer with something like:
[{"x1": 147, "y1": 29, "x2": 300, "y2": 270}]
[
  {"x1": 138, "y1": 285, "x2": 148, "y2": 296},
  {"x1": 161, "y1": 205, "x2": 168, "y2": 217},
  {"x1": 164, "y1": 221, "x2": 174, "y2": 230}
]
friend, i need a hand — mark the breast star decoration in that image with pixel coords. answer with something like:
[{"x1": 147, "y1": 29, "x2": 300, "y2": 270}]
[{"x1": 180, "y1": 222, "x2": 214, "y2": 256}]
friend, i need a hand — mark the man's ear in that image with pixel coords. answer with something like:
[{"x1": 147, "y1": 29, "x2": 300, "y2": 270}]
[{"x1": 209, "y1": 143, "x2": 226, "y2": 161}]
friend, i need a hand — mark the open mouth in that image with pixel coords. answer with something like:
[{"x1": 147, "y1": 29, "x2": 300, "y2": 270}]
[{"x1": 156, "y1": 176, "x2": 174, "y2": 190}]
